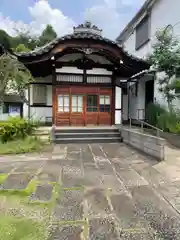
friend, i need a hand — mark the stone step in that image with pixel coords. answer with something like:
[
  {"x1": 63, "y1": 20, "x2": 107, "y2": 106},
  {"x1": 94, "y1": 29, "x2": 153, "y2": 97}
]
[
  {"x1": 54, "y1": 137, "x2": 122, "y2": 144},
  {"x1": 54, "y1": 128, "x2": 119, "y2": 134},
  {"x1": 54, "y1": 132, "x2": 121, "y2": 139}
]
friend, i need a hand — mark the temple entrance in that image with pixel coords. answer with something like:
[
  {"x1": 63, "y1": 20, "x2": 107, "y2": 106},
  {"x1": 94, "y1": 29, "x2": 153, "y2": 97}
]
[{"x1": 55, "y1": 86, "x2": 113, "y2": 126}]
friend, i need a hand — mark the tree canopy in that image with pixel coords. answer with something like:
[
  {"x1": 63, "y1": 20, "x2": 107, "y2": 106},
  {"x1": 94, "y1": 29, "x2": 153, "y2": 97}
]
[
  {"x1": 0, "y1": 24, "x2": 57, "y2": 52},
  {"x1": 38, "y1": 24, "x2": 57, "y2": 47},
  {"x1": 148, "y1": 29, "x2": 180, "y2": 110}
]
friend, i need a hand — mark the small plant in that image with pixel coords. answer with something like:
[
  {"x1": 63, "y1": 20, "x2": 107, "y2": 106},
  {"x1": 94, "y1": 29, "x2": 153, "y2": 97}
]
[
  {"x1": 157, "y1": 110, "x2": 180, "y2": 132},
  {"x1": 0, "y1": 117, "x2": 39, "y2": 143},
  {"x1": 146, "y1": 102, "x2": 166, "y2": 126}
]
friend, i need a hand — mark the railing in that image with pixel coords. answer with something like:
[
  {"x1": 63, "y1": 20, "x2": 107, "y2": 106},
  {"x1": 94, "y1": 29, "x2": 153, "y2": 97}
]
[{"x1": 121, "y1": 111, "x2": 163, "y2": 137}]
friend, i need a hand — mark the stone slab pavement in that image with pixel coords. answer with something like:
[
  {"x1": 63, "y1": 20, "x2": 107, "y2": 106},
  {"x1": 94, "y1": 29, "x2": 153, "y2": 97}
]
[{"x1": 1, "y1": 143, "x2": 180, "y2": 239}]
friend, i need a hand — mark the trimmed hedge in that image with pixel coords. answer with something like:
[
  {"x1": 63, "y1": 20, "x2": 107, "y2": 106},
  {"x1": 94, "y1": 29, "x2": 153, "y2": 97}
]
[{"x1": 0, "y1": 117, "x2": 38, "y2": 143}]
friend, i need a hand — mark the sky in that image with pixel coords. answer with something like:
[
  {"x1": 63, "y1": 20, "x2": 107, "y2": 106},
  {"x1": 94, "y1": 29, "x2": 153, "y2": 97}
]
[{"x1": 0, "y1": 0, "x2": 146, "y2": 40}]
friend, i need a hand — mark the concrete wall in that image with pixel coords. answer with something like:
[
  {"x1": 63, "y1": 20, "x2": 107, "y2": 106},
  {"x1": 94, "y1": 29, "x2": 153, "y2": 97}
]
[
  {"x1": 121, "y1": 128, "x2": 165, "y2": 161},
  {"x1": 121, "y1": 0, "x2": 180, "y2": 112}
]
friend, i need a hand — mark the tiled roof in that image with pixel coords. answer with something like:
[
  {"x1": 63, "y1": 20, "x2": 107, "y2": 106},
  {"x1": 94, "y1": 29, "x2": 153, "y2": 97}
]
[
  {"x1": 15, "y1": 32, "x2": 117, "y2": 57},
  {"x1": 14, "y1": 32, "x2": 148, "y2": 64}
]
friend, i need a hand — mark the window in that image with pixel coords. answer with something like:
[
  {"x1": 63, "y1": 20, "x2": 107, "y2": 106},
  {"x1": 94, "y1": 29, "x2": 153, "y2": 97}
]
[
  {"x1": 87, "y1": 95, "x2": 98, "y2": 112},
  {"x1": 100, "y1": 95, "x2": 110, "y2": 112},
  {"x1": 72, "y1": 95, "x2": 83, "y2": 112},
  {"x1": 32, "y1": 85, "x2": 47, "y2": 105},
  {"x1": 135, "y1": 15, "x2": 150, "y2": 50},
  {"x1": 87, "y1": 76, "x2": 111, "y2": 84},
  {"x1": 58, "y1": 95, "x2": 69, "y2": 112},
  {"x1": 56, "y1": 74, "x2": 83, "y2": 83}
]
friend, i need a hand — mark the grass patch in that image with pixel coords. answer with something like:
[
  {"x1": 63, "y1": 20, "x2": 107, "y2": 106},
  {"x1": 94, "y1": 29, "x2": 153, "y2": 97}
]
[
  {"x1": 0, "y1": 179, "x2": 38, "y2": 199},
  {"x1": 0, "y1": 174, "x2": 8, "y2": 184},
  {"x1": 0, "y1": 136, "x2": 47, "y2": 155},
  {"x1": 0, "y1": 215, "x2": 49, "y2": 240}
]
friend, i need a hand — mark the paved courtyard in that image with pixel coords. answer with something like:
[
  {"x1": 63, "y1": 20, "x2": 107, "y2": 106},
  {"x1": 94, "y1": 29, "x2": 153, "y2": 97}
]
[{"x1": 1, "y1": 143, "x2": 180, "y2": 239}]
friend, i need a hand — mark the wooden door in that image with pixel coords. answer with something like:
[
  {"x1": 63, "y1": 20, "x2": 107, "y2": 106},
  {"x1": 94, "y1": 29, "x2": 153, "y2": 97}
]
[
  {"x1": 71, "y1": 94, "x2": 84, "y2": 125},
  {"x1": 85, "y1": 94, "x2": 98, "y2": 125},
  {"x1": 54, "y1": 86, "x2": 113, "y2": 126},
  {"x1": 99, "y1": 94, "x2": 111, "y2": 125}
]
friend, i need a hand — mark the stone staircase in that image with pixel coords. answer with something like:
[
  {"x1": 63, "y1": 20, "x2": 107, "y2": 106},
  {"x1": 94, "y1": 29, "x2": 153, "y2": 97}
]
[{"x1": 53, "y1": 126, "x2": 122, "y2": 144}]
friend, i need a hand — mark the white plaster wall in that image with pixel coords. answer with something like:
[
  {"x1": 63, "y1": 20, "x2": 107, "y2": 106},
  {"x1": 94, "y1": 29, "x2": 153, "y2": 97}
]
[
  {"x1": 56, "y1": 67, "x2": 83, "y2": 74},
  {"x1": 23, "y1": 79, "x2": 52, "y2": 121},
  {"x1": 30, "y1": 107, "x2": 52, "y2": 122},
  {"x1": 86, "y1": 68, "x2": 112, "y2": 75},
  {"x1": 56, "y1": 67, "x2": 112, "y2": 75},
  {"x1": 47, "y1": 85, "x2": 52, "y2": 105},
  {"x1": 122, "y1": 0, "x2": 180, "y2": 111},
  {"x1": 115, "y1": 86, "x2": 122, "y2": 124}
]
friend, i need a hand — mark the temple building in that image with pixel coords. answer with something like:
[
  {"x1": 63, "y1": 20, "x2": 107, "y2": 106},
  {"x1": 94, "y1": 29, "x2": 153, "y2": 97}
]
[{"x1": 16, "y1": 21, "x2": 149, "y2": 126}]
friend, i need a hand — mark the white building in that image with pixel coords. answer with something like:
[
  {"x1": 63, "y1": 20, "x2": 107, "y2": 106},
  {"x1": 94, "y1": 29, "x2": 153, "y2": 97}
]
[{"x1": 116, "y1": 0, "x2": 180, "y2": 122}]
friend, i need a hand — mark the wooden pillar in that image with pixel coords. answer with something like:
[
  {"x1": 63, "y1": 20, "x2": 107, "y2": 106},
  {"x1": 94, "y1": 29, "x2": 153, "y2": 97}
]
[
  {"x1": 111, "y1": 72, "x2": 116, "y2": 125},
  {"x1": 51, "y1": 59, "x2": 56, "y2": 126}
]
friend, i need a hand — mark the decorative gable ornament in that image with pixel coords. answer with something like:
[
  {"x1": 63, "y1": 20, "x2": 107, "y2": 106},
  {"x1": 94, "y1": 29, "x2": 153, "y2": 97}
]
[{"x1": 73, "y1": 21, "x2": 102, "y2": 36}]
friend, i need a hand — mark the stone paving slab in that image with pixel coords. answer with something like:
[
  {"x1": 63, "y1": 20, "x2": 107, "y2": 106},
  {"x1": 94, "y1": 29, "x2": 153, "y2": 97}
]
[
  {"x1": 57, "y1": 189, "x2": 84, "y2": 207},
  {"x1": 116, "y1": 169, "x2": 148, "y2": 187},
  {"x1": 85, "y1": 188, "x2": 111, "y2": 216},
  {"x1": 14, "y1": 161, "x2": 44, "y2": 174},
  {"x1": 97, "y1": 161, "x2": 114, "y2": 175},
  {"x1": 120, "y1": 230, "x2": 154, "y2": 240},
  {"x1": 129, "y1": 185, "x2": 180, "y2": 239},
  {"x1": 61, "y1": 166, "x2": 83, "y2": 188},
  {"x1": 54, "y1": 189, "x2": 84, "y2": 221},
  {"x1": 30, "y1": 183, "x2": 53, "y2": 202},
  {"x1": 100, "y1": 174, "x2": 126, "y2": 194},
  {"x1": 0, "y1": 164, "x2": 15, "y2": 174},
  {"x1": 90, "y1": 144, "x2": 107, "y2": 160},
  {"x1": 49, "y1": 224, "x2": 83, "y2": 240},
  {"x1": 54, "y1": 204, "x2": 84, "y2": 222},
  {"x1": 110, "y1": 158, "x2": 131, "y2": 171},
  {"x1": 0, "y1": 173, "x2": 33, "y2": 190},
  {"x1": 81, "y1": 145, "x2": 95, "y2": 164},
  {"x1": 89, "y1": 216, "x2": 121, "y2": 240},
  {"x1": 2, "y1": 143, "x2": 180, "y2": 239}
]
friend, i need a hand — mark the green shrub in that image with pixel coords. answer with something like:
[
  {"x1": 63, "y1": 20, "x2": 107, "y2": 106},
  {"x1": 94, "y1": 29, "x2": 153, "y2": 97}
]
[
  {"x1": 146, "y1": 102, "x2": 166, "y2": 126},
  {"x1": 157, "y1": 110, "x2": 180, "y2": 132},
  {"x1": 0, "y1": 117, "x2": 38, "y2": 143}
]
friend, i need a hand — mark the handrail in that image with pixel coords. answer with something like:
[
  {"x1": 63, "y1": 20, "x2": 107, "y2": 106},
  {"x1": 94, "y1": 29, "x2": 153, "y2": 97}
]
[
  {"x1": 121, "y1": 111, "x2": 163, "y2": 137},
  {"x1": 140, "y1": 120, "x2": 163, "y2": 132}
]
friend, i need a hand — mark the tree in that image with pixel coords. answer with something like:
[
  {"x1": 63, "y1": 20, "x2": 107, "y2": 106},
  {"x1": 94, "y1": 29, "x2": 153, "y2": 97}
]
[
  {"x1": 148, "y1": 29, "x2": 180, "y2": 110},
  {"x1": 0, "y1": 51, "x2": 33, "y2": 113},
  {"x1": 0, "y1": 29, "x2": 12, "y2": 50},
  {"x1": 15, "y1": 44, "x2": 31, "y2": 53},
  {"x1": 38, "y1": 24, "x2": 57, "y2": 47},
  {"x1": 11, "y1": 29, "x2": 39, "y2": 51}
]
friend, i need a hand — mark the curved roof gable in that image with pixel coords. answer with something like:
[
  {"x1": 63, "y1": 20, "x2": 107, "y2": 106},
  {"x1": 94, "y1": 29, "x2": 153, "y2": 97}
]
[{"x1": 15, "y1": 21, "x2": 148, "y2": 64}]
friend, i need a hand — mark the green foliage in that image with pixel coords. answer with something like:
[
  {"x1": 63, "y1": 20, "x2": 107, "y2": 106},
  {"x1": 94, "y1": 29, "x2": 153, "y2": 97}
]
[
  {"x1": 38, "y1": 24, "x2": 57, "y2": 47},
  {"x1": 146, "y1": 102, "x2": 180, "y2": 134},
  {"x1": 0, "y1": 117, "x2": 38, "y2": 143},
  {"x1": 0, "y1": 53, "x2": 33, "y2": 104},
  {"x1": 148, "y1": 28, "x2": 180, "y2": 109},
  {"x1": 0, "y1": 136, "x2": 45, "y2": 154},
  {"x1": 0, "y1": 24, "x2": 57, "y2": 52},
  {"x1": 15, "y1": 44, "x2": 31, "y2": 53},
  {"x1": 0, "y1": 215, "x2": 49, "y2": 240},
  {"x1": 146, "y1": 102, "x2": 166, "y2": 126},
  {"x1": 156, "y1": 111, "x2": 178, "y2": 132},
  {"x1": 0, "y1": 29, "x2": 12, "y2": 50}
]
